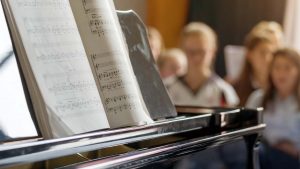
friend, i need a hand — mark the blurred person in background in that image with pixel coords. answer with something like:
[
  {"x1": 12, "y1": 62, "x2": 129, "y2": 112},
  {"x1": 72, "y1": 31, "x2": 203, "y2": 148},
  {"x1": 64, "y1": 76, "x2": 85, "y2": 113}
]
[
  {"x1": 168, "y1": 22, "x2": 239, "y2": 107},
  {"x1": 234, "y1": 33, "x2": 277, "y2": 106},
  {"x1": 250, "y1": 21, "x2": 284, "y2": 47},
  {"x1": 246, "y1": 48, "x2": 300, "y2": 169},
  {"x1": 171, "y1": 22, "x2": 240, "y2": 169},
  {"x1": 148, "y1": 26, "x2": 164, "y2": 62},
  {"x1": 232, "y1": 21, "x2": 283, "y2": 106},
  {"x1": 157, "y1": 48, "x2": 187, "y2": 87}
]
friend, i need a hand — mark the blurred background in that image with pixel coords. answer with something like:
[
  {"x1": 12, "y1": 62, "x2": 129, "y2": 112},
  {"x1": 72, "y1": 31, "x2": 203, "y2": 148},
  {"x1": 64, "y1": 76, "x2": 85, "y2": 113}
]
[
  {"x1": 112, "y1": 1, "x2": 300, "y2": 168},
  {"x1": 114, "y1": 0, "x2": 300, "y2": 77}
]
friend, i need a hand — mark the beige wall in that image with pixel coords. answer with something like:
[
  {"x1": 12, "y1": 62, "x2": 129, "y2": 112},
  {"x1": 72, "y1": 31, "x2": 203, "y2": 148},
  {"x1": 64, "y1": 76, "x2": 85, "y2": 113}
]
[{"x1": 114, "y1": 0, "x2": 147, "y2": 22}]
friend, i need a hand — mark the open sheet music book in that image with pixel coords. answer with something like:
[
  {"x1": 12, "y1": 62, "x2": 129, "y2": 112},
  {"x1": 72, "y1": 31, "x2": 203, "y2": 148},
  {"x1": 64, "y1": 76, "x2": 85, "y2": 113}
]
[{"x1": 1, "y1": 0, "x2": 172, "y2": 138}]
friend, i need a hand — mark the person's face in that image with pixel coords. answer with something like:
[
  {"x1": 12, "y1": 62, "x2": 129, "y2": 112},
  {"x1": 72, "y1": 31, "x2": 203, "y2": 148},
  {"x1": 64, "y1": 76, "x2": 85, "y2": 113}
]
[
  {"x1": 160, "y1": 58, "x2": 181, "y2": 78},
  {"x1": 271, "y1": 56, "x2": 299, "y2": 96},
  {"x1": 248, "y1": 42, "x2": 276, "y2": 73},
  {"x1": 182, "y1": 35, "x2": 215, "y2": 70}
]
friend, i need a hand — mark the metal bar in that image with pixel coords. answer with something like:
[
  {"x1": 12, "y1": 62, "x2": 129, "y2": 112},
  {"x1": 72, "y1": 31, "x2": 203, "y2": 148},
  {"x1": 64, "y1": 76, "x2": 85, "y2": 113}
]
[
  {"x1": 64, "y1": 124, "x2": 266, "y2": 169},
  {"x1": 0, "y1": 114, "x2": 211, "y2": 167}
]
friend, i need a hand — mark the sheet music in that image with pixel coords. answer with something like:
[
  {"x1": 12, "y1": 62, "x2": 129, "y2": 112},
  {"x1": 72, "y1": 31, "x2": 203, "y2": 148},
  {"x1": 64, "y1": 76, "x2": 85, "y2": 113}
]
[
  {"x1": 69, "y1": 0, "x2": 153, "y2": 127},
  {"x1": 7, "y1": 0, "x2": 110, "y2": 137}
]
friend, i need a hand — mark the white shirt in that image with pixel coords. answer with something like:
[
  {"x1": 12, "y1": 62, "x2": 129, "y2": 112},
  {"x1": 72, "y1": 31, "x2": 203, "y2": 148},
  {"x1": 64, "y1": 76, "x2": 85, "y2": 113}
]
[
  {"x1": 246, "y1": 90, "x2": 300, "y2": 150},
  {"x1": 162, "y1": 75, "x2": 177, "y2": 89},
  {"x1": 167, "y1": 75, "x2": 239, "y2": 107}
]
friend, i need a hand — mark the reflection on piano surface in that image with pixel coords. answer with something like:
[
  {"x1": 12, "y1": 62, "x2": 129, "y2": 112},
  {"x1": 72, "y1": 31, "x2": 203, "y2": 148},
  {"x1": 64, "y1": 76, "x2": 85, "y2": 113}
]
[{"x1": 0, "y1": 107, "x2": 264, "y2": 169}]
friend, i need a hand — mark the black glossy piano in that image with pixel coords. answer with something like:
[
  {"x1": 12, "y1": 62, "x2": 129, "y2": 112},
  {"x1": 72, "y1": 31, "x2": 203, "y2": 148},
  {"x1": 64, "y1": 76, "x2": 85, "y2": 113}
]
[{"x1": 0, "y1": 107, "x2": 264, "y2": 169}]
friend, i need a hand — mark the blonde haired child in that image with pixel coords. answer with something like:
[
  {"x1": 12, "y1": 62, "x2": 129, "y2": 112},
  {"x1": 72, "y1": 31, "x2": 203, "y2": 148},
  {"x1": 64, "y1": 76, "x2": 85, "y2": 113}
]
[
  {"x1": 157, "y1": 48, "x2": 187, "y2": 87},
  {"x1": 171, "y1": 22, "x2": 241, "y2": 169},
  {"x1": 250, "y1": 21, "x2": 283, "y2": 47},
  {"x1": 168, "y1": 22, "x2": 239, "y2": 107}
]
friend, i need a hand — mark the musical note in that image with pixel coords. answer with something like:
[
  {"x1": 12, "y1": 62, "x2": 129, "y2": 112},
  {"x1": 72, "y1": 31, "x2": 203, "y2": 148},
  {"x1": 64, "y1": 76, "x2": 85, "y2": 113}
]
[
  {"x1": 16, "y1": 0, "x2": 69, "y2": 9},
  {"x1": 55, "y1": 97, "x2": 101, "y2": 117},
  {"x1": 100, "y1": 80, "x2": 124, "y2": 91},
  {"x1": 90, "y1": 51, "x2": 122, "y2": 60},
  {"x1": 24, "y1": 18, "x2": 78, "y2": 36},
  {"x1": 35, "y1": 50, "x2": 85, "y2": 62},
  {"x1": 88, "y1": 18, "x2": 113, "y2": 37},
  {"x1": 81, "y1": 0, "x2": 116, "y2": 38},
  {"x1": 104, "y1": 95, "x2": 134, "y2": 106},
  {"x1": 47, "y1": 80, "x2": 97, "y2": 95},
  {"x1": 97, "y1": 69, "x2": 120, "y2": 80},
  {"x1": 107, "y1": 102, "x2": 137, "y2": 115}
]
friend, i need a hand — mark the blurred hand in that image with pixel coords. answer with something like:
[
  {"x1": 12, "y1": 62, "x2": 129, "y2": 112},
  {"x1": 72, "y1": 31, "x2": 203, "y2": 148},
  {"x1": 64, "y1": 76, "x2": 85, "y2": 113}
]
[{"x1": 273, "y1": 140, "x2": 299, "y2": 159}]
